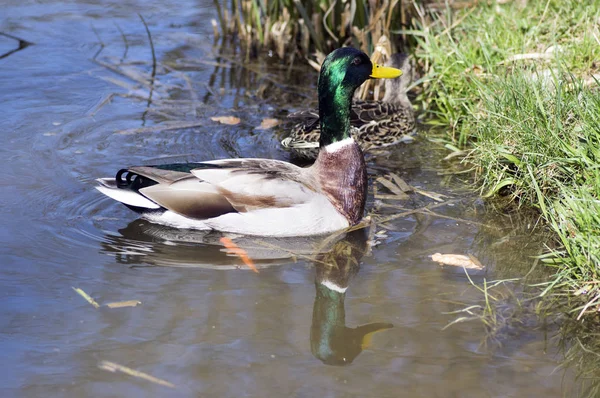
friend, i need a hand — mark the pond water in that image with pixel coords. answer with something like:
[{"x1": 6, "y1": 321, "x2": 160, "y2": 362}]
[{"x1": 1, "y1": 1, "x2": 578, "y2": 396}]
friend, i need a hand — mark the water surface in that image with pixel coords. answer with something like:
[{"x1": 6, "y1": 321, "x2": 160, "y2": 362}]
[{"x1": 1, "y1": 1, "x2": 575, "y2": 396}]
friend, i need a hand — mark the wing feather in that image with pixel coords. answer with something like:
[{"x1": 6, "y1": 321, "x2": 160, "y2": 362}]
[
  {"x1": 192, "y1": 159, "x2": 317, "y2": 212},
  {"x1": 106, "y1": 159, "x2": 318, "y2": 218},
  {"x1": 139, "y1": 176, "x2": 236, "y2": 219},
  {"x1": 127, "y1": 166, "x2": 192, "y2": 184}
]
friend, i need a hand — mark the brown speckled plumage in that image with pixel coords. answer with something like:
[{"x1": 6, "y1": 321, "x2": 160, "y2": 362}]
[{"x1": 282, "y1": 53, "x2": 415, "y2": 160}]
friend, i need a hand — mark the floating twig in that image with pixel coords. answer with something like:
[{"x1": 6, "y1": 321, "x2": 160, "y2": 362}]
[
  {"x1": 72, "y1": 287, "x2": 100, "y2": 309},
  {"x1": 92, "y1": 59, "x2": 151, "y2": 87},
  {"x1": 90, "y1": 24, "x2": 105, "y2": 60},
  {"x1": 98, "y1": 361, "x2": 175, "y2": 388},
  {"x1": 375, "y1": 199, "x2": 461, "y2": 225},
  {"x1": 117, "y1": 121, "x2": 209, "y2": 135},
  {"x1": 577, "y1": 293, "x2": 600, "y2": 320},
  {"x1": 375, "y1": 194, "x2": 409, "y2": 201},
  {"x1": 412, "y1": 187, "x2": 448, "y2": 202},
  {"x1": 113, "y1": 22, "x2": 129, "y2": 61},
  {"x1": 138, "y1": 14, "x2": 156, "y2": 81},
  {"x1": 105, "y1": 300, "x2": 142, "y2": 309},
  {"x1": 138, "y1": 13, "x2": 157, "y2": 126}
]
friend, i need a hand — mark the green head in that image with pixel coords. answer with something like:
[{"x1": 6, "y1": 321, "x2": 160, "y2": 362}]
[{"x1": 318, "y1": 47, "x2": 402, "y2": 147}]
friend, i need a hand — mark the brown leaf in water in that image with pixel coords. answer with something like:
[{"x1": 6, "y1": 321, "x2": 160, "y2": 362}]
[
  {"x1": 211, "y1": 116, "x2": 241, "y2": 125},
  {"x1": 105, "y1": 300, "x2": 142, "y2": 309},
  {"x1": 220, "y1": 237, "x2": 259, "y2": 273},
  {"x1": 376, "y1": 176, "x2": 409, "y2": 200},
  {"x1": 256, "y1": 118, "x2": 280, "y2": 130},
  {"x1": 464, "y1": 64, "x2": 485, "y2": 76},
  {"x1": 431, "y1": 253, "x2": 484, "y2": 270},
  {"x1": 389, "y1": 173, "x2": 413, "y2": 193}
]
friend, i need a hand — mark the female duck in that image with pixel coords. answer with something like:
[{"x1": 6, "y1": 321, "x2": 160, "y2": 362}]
[
  {"x1": 96, "y1": 47, "x2": 402, "y2": 237},
  {"x1": 282, "y1": 53, "x2": 414, "y2": 160}
]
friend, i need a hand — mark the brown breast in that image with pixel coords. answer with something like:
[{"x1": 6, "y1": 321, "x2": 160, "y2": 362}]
[{"x1": 313, "y1": 141, "x2": 367, "y2": 225}]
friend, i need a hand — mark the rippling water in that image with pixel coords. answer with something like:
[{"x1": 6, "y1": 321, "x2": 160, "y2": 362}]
[{"x1": 0, "y1": 1, "x2": 577, "y2": 396}]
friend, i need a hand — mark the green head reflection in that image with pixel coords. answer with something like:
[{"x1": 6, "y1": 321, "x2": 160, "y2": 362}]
[{"x1": 310, "y1": 228, "x2": 393, "y2": 365}]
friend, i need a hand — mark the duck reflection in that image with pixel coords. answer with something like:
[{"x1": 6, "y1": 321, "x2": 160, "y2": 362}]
[
  {"x1": 100, "y1": 219, "x2": 392, "y2": 365},
  {"x1": 101, "y1": 219, "x2": 353, "y2": 269},
  {"x1": 311, "y1": 228, "x2": 393, "y2": 366}
]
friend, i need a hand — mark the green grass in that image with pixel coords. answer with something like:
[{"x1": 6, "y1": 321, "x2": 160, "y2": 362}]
[
  {"x1": 414, "y1": 1, "x2": 600, "y2": 141},
  {"x1": 413, "y1": 0, "x2": 600, "y2": 319},
  {"x1": 414, "y1": 4, "x2": 600, "y2": 386}
]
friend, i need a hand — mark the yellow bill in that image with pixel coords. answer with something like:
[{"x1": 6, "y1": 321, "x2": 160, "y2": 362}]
[{"x1": 370, "y1": 62, "x2": 402, "y2": 79}]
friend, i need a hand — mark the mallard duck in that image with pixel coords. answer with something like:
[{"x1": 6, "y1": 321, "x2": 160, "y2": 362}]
[
  {"x1": 96, "y1": 47, "x2": 402, "y2": 237},
  {"x1": 282, "y1": 53, "x2": 415, "y2": 160}
]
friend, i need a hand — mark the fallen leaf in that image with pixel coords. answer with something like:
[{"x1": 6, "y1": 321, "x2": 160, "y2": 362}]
[
  {"x1": 98, "y1": 360, "x2": 175, "y2": 388},
  {"x1": 431, "y1": 253, "x2": 484, "y2": 270},
  {"x1": 257, "y1": 118, "x2": 280, "y2": 130},
  {"x1": 220, "y1": 237, "x2": 259, "y2": 273},
  {"x1": 211, "y1": 116, "x2": 240, "y2": 125},
  {"x1": 376, "y1": 176, "x2": 409, "y2": 200},
  {"x1": 389, "y1": 173, "x2": 413, "y2": 193},
  {"x1": 72, "y1": 287, "x2": 100, "y2": 309},
  {"x1": 105, "y1": 300, "x2": 142, "y2": 309},
  {"x1": 464, "y1": 65, "x2": 485, "y2": 76}
]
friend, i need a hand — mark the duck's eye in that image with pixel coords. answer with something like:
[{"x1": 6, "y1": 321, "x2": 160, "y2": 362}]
[{"x1": 351, "y1": 57, "x2": 361, "y2": 66}]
